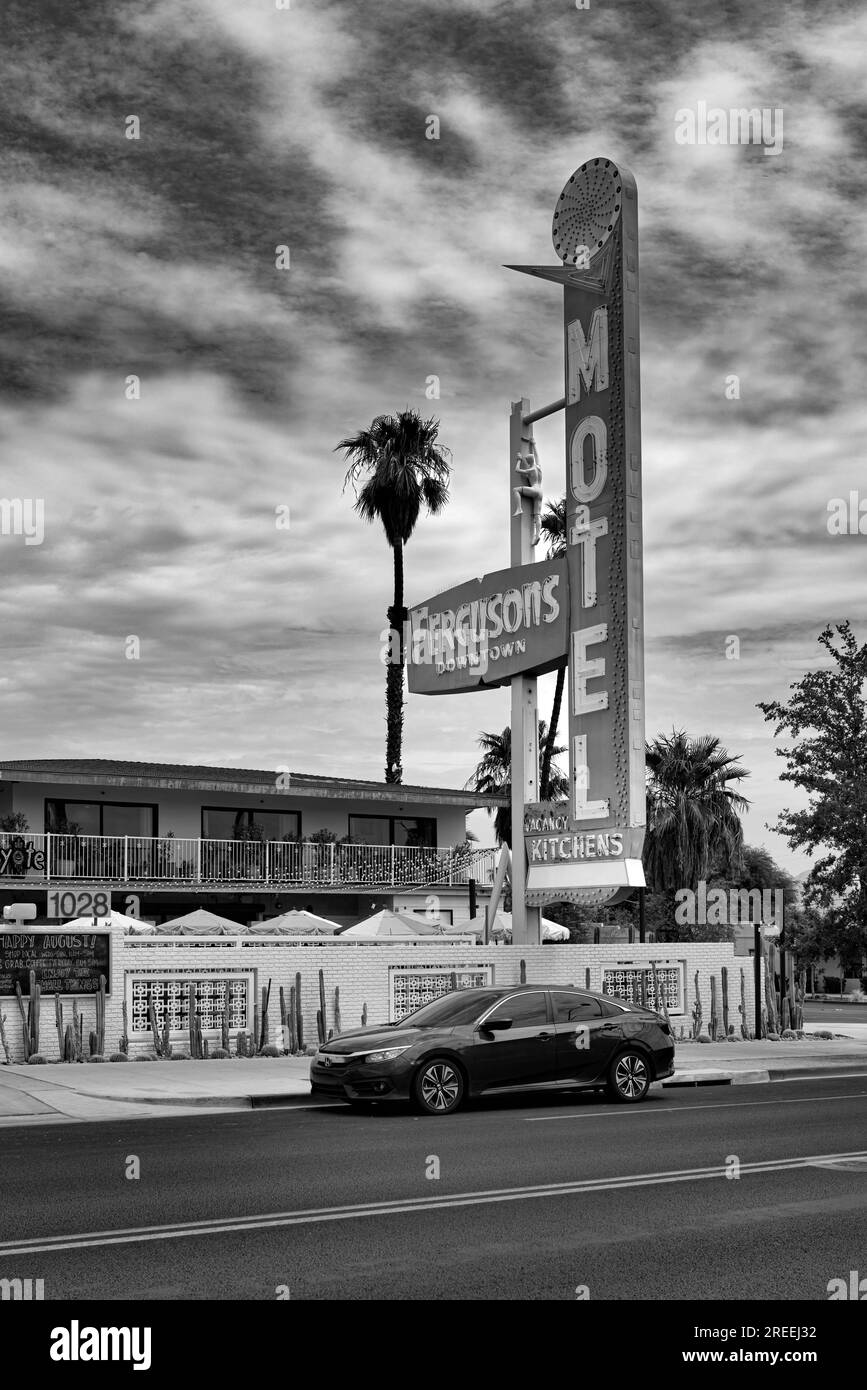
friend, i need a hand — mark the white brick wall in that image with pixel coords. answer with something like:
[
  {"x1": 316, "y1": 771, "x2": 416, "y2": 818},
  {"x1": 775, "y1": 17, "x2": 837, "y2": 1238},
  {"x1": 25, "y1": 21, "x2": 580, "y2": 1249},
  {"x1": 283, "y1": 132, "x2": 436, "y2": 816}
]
[{"x1": 0, "y1": 926, "x2": 761, "y2": 1060}]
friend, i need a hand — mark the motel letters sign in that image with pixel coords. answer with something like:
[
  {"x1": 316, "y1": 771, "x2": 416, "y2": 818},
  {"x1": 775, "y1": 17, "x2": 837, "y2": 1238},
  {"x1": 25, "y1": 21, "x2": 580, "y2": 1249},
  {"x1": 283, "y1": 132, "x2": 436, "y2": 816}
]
[{"x1": 409, "y1": 157, "x2": 645, "y2": 906}]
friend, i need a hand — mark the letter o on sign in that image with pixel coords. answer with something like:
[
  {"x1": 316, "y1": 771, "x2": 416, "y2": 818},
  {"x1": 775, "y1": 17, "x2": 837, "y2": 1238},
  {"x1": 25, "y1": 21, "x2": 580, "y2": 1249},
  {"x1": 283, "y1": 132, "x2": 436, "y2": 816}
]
[
  {"x1": 570, "y1": 416, "x2": 608, "y2": 503},
  {"x1": 502, "y1": 588, "x2": 523, "y2": 633}
]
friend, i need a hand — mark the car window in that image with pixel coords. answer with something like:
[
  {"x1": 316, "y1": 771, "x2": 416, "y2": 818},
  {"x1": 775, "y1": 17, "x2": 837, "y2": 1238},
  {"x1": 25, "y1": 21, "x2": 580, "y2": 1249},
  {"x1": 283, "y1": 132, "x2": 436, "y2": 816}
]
[
  {"x1": 394, "y1": 990, "x2": 502, "y2": 1028},
  {"x1": 484, "y1": 991, "x2": 549, "y2": 1027},
  {"x1": 552, "y1": 991, "x2": 603, "y2": 1022}
]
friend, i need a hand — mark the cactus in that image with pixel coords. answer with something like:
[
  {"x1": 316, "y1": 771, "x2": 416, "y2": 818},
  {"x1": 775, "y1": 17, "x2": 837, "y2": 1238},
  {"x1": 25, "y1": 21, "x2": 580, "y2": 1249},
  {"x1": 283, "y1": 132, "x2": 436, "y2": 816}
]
[
  {"x1": 318, "y1": 969, "x2": 326, "y2": 1040},
  {"x1": 260, "y1": 980, "x2": 272, "y2": 1052},
  {"x1": 55, "y1": 994, "x2": 64, "y2": 1058},
  {"x1": 15, "y1": 982, "x2": 31, "y2": 1061},
  {"x1": 709, "y1": 976, "x2": 719, "y2": 1041},
  {"x1": 739, "y1": 967, "x2": 749, "y2": 1039},
  {"x1": 89, "y1": 1030, "x2": 98, "y2": 1056},
  {"x1": 0, "y1": 1010, "x2": 10, "y2": 1065},
  {"x1": 148, "y1": 1001, "x2": 162, "y2": 1057},
  {"x1": 203, "y1": 1038, "x2": 209, "y2": 1059},
  {"x1": 520, "y1": 959, "x2": 526, "y2": 985},
  {"x1": 222, "y1": 987, "x2": 230, "y2": 1053},
  {"x1": 188, "y1": 983, "x2": 197, "y2": 1058},
  {"x1": 295, "y1": 971, "x2": 303, "y2": 1050},
  {"x1": 316, "y1": 1009, "x2": 324, "y2": 1045},
  {"x1": 361, "y1": 1002, "x2": 368, "y2": 1028},
  {"x1": 63, "y1": 1022, "x2": 76, "y2": 1061},
  {"x1": 761, "y1": 938, "x2": 777, "y2": 1036},
  {"x1": 334, "y1": 986, "x2": 342, "y2": 1035},
  {"x1": 449, "y1": 971, "x2": 457, "y2": 992},
  {"x1": 195, "y1": 1015, "x2": 204, "y2": 1059},
  {"x1": 120, "y1": 999, "x2": 130, "y2": 1055},
  {"x1": 162, "y1": 1014, "x2": 171, "y2": 1059},
  {"x1": 279, "y1": 986, "x2": 288, "y2": 1054},
  {"x1": 29, "y1": 970, "x2": 40, "y2": 1055},
  {"x1": 96, "y1": 975, "x2": 106, "y2": 1056},
  {"x1": 692, "y1": 970, "x2": 702, "y2": 1040},
  {"x1": 288, "y1": 986, "x2": 297, "y2": 1055},
  {"x1": 253, "y1": 995, "x2": 260, "y2": 1056},
  {"x1": 721, "y1": 967, "x2": 730, "y2": 1038},
  {"x1": 71, "y1": 1001, "x2": 83, "y2": 1060}
]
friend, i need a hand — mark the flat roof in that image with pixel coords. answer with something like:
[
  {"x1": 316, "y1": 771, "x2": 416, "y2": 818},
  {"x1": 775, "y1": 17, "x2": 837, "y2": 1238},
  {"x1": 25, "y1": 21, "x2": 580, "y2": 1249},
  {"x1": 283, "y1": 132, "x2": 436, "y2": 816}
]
[{"x1": 0, "y1": 758, "x2": 505, "y2": 809}]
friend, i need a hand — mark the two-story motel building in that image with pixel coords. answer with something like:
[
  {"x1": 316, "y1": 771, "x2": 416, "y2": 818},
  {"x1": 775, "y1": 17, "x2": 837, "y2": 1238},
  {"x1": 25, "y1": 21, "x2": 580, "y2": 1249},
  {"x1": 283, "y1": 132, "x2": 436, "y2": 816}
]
[{"x1": 0, "y1": 759, "x2": 499, "y2": 929}]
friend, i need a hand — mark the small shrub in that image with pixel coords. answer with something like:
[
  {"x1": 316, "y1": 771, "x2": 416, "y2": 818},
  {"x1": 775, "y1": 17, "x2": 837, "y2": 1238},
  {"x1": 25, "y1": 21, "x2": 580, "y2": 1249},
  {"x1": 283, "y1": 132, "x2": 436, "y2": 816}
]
[
  {"x1": 781, "y1": 1029, "x2": 796, "y2": 1039},
  {"x1": 696, "y1": 1034, "x2": 711, "y2": 1044},
  {"x1": 169, "y1": 1052, "x2": 188, "y2": 1060},
  {"x1": 27, "y1": 1054, "x2": 47, "y2": 1065},
  {"x1": 766, "y1": 1031, "x2": 781, "y2": 1041},
  {"x1": 814, "y1": 1029, "x2": 834, "y2": 1040},
  {"x1": 134, "y1": 1053, "x2": 156, "y2": 1062},
  {"x1": 109, "y1": 1052, "x2": 128, "y2": 1062},
  {"x1": 210, "y1": 1047, "x2": 230, "y2": 1059},
  {"x1": 725, "y1": 1035, "x2": 741, "y2": 1043},
  {"x1": 87, "y1": 1054, "x2": 107, "y2": 1063},
  {"x1": 260, "y1": 1044, "x2": 280, "y2": 1057}
]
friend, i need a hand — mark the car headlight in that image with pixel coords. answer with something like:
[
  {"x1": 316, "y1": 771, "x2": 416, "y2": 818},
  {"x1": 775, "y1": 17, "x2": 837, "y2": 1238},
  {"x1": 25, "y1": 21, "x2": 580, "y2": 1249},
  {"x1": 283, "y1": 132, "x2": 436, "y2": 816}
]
[{"x1": 362, "y1": 1046, "x2": 410, "y2": 1064}]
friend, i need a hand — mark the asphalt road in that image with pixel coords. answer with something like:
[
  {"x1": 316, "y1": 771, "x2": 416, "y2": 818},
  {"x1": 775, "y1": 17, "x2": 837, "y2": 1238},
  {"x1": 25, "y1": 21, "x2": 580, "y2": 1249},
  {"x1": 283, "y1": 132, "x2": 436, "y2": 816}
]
[
  {"x1": 804, "y1": 1000, "x2": 867, "y2": 1022},
  {"x1": 1, "y1": 1076, "x2": 866, "y2": 1301}
]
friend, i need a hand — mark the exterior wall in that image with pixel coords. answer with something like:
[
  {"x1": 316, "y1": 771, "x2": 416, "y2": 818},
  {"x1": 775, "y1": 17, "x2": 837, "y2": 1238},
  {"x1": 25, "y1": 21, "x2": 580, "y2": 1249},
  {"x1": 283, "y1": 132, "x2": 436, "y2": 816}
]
[
  {"x1": 0, "y1": 927, "x2": 758, "y2": 1061},
  {"x1": 6, "y1": 781, "x2": 464, "y2": 845}
]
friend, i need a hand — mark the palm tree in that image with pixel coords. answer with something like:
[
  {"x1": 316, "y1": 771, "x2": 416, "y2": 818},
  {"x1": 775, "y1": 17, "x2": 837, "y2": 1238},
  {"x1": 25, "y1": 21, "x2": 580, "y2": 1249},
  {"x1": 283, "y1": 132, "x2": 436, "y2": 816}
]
[
  {"x1": 466, "y1": 721, "x2": 568, "y2": 846},
  {"x1": 337, "y1": 410, "x2": 452, "y2": 784},
  {"x1": 644, "y1": 730, "x2": 750, "y2": 893},
  {"x1": 539, "y1": 494, "x2": 568, "y2": 794}
]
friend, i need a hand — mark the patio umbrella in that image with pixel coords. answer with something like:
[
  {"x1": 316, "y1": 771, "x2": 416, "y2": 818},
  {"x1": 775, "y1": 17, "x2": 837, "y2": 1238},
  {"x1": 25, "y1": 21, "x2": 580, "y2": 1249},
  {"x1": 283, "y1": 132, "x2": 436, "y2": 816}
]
[
  {"x1": 157, "y1": 907, "x2": 245, "y2": 936},
  {"x1": 494, "y1": 912, "x2": 571, "y2": 942},
  {"x1": 339, "y1": 909, "x2": 445, "y2": 939},
  {"x1": 63, "y1": 909, "x2": 148, "y2": 934},
  {"x1": 250, "y1": 909, "x2": 341, "y2": 936}
]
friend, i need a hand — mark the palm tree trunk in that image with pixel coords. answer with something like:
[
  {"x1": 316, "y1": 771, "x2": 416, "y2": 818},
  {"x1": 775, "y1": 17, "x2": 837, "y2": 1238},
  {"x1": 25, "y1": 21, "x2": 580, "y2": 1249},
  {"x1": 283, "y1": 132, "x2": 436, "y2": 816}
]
[
  {"x1": 385, "y1": 541, "x2": 406, "y2": 784},
  {"x1": 540, "y1": 662, "x2": 566, "y2": 799}
]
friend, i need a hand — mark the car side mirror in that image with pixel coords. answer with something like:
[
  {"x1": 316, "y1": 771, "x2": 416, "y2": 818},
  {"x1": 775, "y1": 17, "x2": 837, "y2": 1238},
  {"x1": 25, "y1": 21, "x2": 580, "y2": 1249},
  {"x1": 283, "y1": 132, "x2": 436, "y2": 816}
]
[{"x1": 481, "y1": 1017, "x2": 512, "y2": 1032}]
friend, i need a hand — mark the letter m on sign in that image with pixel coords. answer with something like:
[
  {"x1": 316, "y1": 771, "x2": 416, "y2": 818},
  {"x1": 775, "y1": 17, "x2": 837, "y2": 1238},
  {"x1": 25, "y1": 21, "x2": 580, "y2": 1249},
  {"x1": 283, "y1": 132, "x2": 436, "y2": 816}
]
[{"x1": 567, "y1": 308, "x2": 609, "y2": 404}]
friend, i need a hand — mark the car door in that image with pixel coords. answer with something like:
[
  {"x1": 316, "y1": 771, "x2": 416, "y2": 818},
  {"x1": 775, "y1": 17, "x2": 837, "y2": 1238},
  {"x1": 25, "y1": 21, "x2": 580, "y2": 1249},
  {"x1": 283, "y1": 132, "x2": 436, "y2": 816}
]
[
  {"x1": 469, "y1": 990, "x2": 556, "y2": 1092},
  {"x1": 552, "y1": 991, "x2": 624, "y2": 1084}
]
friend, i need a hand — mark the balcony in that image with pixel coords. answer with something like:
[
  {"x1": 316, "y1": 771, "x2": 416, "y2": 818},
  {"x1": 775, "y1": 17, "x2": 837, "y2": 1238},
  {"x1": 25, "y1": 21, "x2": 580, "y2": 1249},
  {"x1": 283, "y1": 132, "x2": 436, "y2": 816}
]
[{"x1": 0, "y1": 833, "x2": 497, "y2": 892}]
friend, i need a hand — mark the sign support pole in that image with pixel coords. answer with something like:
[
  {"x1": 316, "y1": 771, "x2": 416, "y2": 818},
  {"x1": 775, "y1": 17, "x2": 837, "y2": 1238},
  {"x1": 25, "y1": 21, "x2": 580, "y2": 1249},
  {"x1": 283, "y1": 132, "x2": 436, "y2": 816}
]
[{"x1": 509, "y1": 399, "x2": 542, "y2": 946}]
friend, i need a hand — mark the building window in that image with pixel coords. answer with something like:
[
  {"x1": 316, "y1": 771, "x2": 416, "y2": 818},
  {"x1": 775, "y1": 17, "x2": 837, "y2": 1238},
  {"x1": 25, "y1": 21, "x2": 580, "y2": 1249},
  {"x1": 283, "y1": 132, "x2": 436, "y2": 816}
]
[
  {"x1": 348, "y1": 815, "x2": 436, "y2": 848},
  {"x1": 45, "y1": 800, "x2": 157, "y2": 837},
  {"x1": 128, "y1": 975, "x2": 251, "y2": 1036},
  {"x1": 201, "y1": 808, "x2": 301, "y2": 842}
]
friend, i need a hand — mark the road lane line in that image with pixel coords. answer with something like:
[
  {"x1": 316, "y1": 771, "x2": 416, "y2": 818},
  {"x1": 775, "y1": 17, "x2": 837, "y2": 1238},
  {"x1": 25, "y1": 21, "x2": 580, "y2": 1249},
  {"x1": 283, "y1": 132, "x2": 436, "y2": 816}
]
[
  {"x1": 525, "y1": 1091, "x2": 867, "y2": 1120},
  {"x1": 1, "y1": 1149, "x2": 866, "y2": 1257}
]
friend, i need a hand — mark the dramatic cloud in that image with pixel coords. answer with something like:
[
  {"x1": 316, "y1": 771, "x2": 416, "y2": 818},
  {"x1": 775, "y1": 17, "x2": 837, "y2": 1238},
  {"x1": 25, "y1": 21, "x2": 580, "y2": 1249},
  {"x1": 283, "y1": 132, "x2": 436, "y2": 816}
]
[{"x1": 1, "y1": 0, "x2": 865, "y2": 867}]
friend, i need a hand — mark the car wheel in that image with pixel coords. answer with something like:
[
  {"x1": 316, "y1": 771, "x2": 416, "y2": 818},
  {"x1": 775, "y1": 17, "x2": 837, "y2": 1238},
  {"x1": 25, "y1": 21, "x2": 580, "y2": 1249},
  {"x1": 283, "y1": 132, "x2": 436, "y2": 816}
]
[
  {"x1": 413, "y1": 1058, "x2": 465, "y2": 1115},
  {"x1": 606, "y1": 1048, "x2": 651, "y2": 1103}
]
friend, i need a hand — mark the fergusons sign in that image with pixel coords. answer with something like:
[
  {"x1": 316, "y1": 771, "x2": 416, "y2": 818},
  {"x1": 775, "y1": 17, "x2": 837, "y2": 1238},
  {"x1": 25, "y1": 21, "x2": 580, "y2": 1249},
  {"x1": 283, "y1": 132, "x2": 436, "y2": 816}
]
[{"x1": 407, "y1": 557, "x2": 569, "y2": 694}]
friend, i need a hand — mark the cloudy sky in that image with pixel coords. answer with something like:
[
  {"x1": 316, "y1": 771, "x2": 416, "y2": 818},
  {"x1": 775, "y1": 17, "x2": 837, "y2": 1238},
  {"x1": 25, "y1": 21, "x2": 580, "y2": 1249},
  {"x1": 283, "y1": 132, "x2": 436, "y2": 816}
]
[{"x1": 2, "y1": 0, "x2": 866, "y2": 869}]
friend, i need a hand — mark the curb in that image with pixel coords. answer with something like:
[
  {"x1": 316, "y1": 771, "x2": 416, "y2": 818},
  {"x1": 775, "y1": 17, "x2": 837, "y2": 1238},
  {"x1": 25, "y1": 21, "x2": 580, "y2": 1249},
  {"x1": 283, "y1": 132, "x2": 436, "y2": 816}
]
[{"x1": 662, "y1": 1068, "x2": 770, "y2": 1088}]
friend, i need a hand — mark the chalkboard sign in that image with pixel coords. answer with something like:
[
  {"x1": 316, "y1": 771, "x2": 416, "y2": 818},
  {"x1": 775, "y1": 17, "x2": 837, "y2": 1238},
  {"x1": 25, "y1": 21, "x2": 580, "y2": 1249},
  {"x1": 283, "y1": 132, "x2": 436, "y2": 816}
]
[{"x1": 0, "y1": 932, "x2": 111, "y2": 996}]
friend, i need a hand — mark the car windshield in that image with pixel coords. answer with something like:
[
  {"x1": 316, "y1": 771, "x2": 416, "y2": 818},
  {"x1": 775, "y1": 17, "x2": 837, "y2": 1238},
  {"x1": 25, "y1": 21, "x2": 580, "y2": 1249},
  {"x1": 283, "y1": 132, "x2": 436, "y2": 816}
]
[{"x1": 393, "y1": 990, "x2": 503, "y2": 1029}]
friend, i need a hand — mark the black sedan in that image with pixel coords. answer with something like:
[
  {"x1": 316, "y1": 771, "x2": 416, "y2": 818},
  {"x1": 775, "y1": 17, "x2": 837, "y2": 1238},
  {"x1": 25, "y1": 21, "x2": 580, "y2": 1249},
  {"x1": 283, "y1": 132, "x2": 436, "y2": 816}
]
[{"x1": 309, "y1": 984, "x2": 675, "y2": 1114}]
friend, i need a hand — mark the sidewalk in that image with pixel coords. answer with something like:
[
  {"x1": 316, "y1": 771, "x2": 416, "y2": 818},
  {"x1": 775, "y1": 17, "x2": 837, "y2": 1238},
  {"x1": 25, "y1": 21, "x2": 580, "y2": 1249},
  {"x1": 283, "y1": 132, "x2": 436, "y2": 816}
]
[{"x1": 1, "y1": 1029, "x2": 865, "y2": 1126}]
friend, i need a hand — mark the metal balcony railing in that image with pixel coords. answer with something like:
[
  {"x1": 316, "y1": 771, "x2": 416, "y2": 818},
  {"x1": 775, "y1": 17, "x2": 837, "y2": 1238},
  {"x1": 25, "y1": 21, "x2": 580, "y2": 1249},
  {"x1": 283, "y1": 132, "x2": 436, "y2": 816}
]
[{"x1": 0, "y1": 833, "x2": 497, "y2": 891}]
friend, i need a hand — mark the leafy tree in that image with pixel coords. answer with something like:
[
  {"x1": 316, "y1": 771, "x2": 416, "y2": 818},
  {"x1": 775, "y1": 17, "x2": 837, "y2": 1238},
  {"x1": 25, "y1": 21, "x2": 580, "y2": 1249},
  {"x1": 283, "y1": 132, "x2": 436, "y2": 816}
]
[
  {"x1": 337, "y1": 410, "x2": 451, "y2": 783},
  {"x1": 758, "y1": 621, "x2": 867, "y2": 978},
  {"x1": 466, "y1": 721, "x2": 567, "y2": 846}
]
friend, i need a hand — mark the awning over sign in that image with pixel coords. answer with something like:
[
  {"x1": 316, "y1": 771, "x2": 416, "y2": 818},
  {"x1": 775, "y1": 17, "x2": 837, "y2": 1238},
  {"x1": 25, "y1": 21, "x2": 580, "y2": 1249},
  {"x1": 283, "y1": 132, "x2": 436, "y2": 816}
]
[{"x1": 526, "y1": 858, "x2": 645, "y2": 908}]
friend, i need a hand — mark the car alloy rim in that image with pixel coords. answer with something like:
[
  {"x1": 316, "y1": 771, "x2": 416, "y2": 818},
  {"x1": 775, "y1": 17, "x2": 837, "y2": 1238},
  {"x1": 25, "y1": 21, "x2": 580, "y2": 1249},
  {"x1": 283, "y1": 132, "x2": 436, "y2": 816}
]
[
  {"x1": 421, "y1": 1063, "x2": 460, "y2": 1111},
  {"x1": 615, "y1": 1054, "x2": 648, "y2": 1097}
]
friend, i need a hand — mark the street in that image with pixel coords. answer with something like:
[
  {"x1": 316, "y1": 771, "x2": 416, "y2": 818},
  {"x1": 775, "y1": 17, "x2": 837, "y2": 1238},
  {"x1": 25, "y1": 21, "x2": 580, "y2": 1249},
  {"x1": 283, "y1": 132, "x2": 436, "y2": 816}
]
[{"x1": 2, "y1": 1074, "x2": 865, "y2": 1301}]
